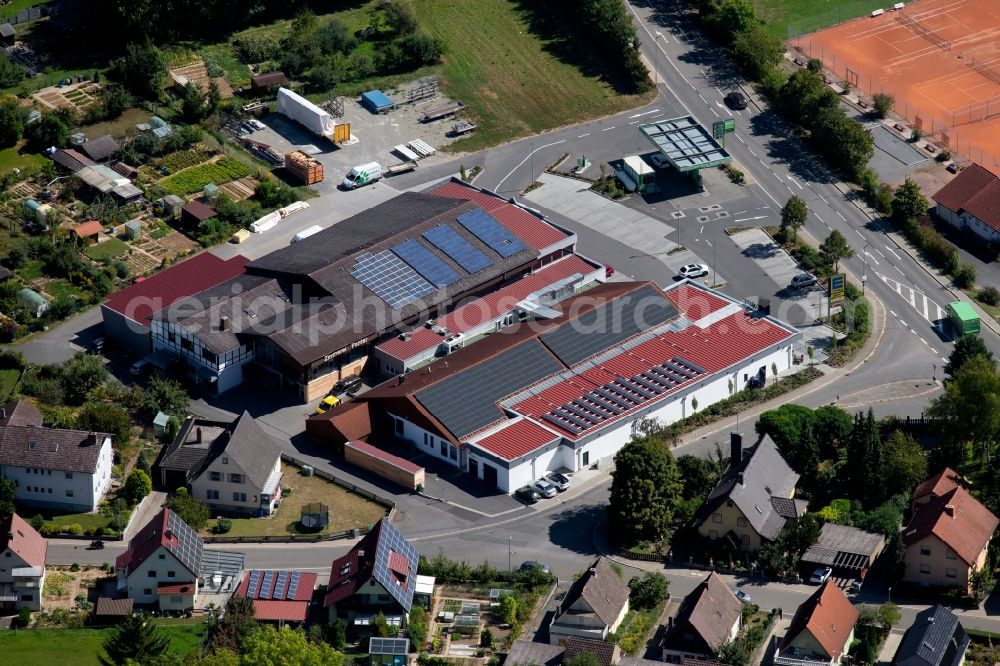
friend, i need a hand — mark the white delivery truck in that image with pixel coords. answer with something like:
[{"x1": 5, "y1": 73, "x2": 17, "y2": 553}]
[
  {"x1": 342, "y1": 162, "x2": 383, "y2": 189},
  {"x1": 291, "y1": 225, "x2": 323, "y2": 243}
]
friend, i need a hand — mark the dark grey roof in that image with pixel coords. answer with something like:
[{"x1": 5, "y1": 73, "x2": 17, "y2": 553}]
[
  {"x1": 556, "y1": 557, "x2": 629, "y2": 628},
  {"x1": 664, "y1": 572, "x2": 742, "y2": 655},
  {"x1": 505, "y1": 640, "x2": 564, "y2": 666},
  {"x1": 195, "y1": 411, "x2": 281, "y2": 490},
  {"x1": 95, "y1": 597, "x2": 133, "y2": 616},
  {"x1": 771, "y1": 496, "x2": 808, "y2": 519},
  {"x1": 0, "y1": 400, "x2": 43, "y2": 427},
  {"x1": 52, "y1": 148, "x2": 95, "y2": 173},
  {"x1": 540, "y1": 283, "x2": 677, "y2": 366},
  {"x1": 415, "y1": 339, "x2": 563, "y2": 439},
  {"x1": 698, "y1": 435, "x2": 800, "y2": 541},
  {"x1": 0, "y1": 426, "x2": 110, "y2": 473},
  {"x1": 894, "y1": 605, "x2": 969, "y2": 666},
  {"x1": 79, "y1": 135, "x2": 120, "y2": 162},
  {"x1": 0, "y1": 23, "x2": 15, "y2": 38},
  {"x1": 158, "y1": 417, "x2": 228, "y2": 477},
  {"x1": 801, "y1": 523, "x2": 885, "y2": 569}
]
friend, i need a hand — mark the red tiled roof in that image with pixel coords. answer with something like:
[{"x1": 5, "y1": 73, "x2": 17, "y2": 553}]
[
  {"x1": 912, "y1": 467, "x2": 966, "y2": 502},
  {"x1": 307, "y1": 401, "x2": 372, "y2": 442},
  {"x1": 932, "y1": 164, "x2": 1000, "y2": 232},
  {"x1": 473, "y1": 418, "x2": 559, "y2": 460},
  {"x1": 664, "y1": 283, "x2": 731, "y2": 320},
  {"x1": 103, "y1": 253, "x2": 248, "y2": 323},
  {"x1": 73, "y1": 220, "x2": 103, "y2": 238},
  {"x1": 0, "y1": 513, "x2": 47, "y2": 569},
  {"x1": 157, "y1": 583, "x2": 196, "y2": 595},
  {"x1": 781, "y1": 581, "x2": 859, "y2": 660},
  {"x1": 346, "y1": 440, "x2": 422, "y2": 473},
  {"x1": 431, "y1": 180, "x2": 570, "y2": 251},
  {"x1": 183, "y1": 200, "x2": 217, "y2": 221},
  {"x1": 251, "y1": 599, "x2": 310, "y2": 622},
  {"x1": 904, "y1": 486, "x2": 999, "y2": 565},
  {"x1": 376, "y1": 254, "x2": 600, "y2": 360},
  {"x1": 388, "y1": 550, "x2": 410, "y2": 576},
  {"x1": 235, "y1": 569, "x2": 316, "y2": 621}
]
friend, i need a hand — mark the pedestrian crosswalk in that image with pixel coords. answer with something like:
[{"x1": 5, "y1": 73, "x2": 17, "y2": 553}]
[{"x1": 874, "y1": 272, "x2": 946, "y2": 329}]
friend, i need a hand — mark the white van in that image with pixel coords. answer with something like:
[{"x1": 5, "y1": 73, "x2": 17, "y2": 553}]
[
  {"x1": 291, "y1": 225, "x2": 323, "y2": 243},
  {"x1": 342, "y1": 162, "x2": 382, "y2": 189}
]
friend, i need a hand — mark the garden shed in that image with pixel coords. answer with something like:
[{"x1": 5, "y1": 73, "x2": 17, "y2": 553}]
[
  {"x1": 17, "y1": 289, "x2": 49, "y2": 317},
  {"x1": 124, "y1": 220, "x2": 142, "y2": 240},
  {"x1": 22, "y1": 199, "x2": 40, "y2": 221},
  {"x1": 153, "y1": 411, "x2": 170, "y2": 437},
  {"x1": 73, "y1": 220, "x2": 103, "y2": 244},
  {"x1": 203, "y1": 183, "x2": 219, "y2": 201},
  {"x1": 159, "y1": 194, "x2": 185, "y2": 219},
  {"x1": 361, "y1": 90, "x2": 394, "y2": 114},
  {"x1": 250, "y1": 72, "x2": 288, "y2": 93},
  {"x1": 0, "y1": 23, "x2": 16, "y2": 44},
  {"x1": 182, "y1": 201, "x2": 217, "y2": 226}
]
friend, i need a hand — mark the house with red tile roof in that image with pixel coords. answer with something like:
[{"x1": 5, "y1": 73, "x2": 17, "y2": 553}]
[
  {"x1": 235, "y1": 569, "x2": 317, "y2": 624},
  {"x1": 902, "y1": 485, "x2": 998, "y2": 594},
  {"x1": 776, "y1": 580, "x2": 859, "y2": 666},
  {"x1": 911, "y1": 467, "x2": 968, "y2": 510},
  {"x1": 101, "y1": 253, "x2": 249, "y2": 357},
  {"x1": 932, "y1": 163, "x2": 1000, "y2": 243},
  {"x1": 309, "y1": 280, "x2": 799, "y2": 492},
  {"x1": 116, "y1": 508, "x2": 204, "y2": 610},
  {"x1": 0, "y1": 513, "x2": 48, "y2": 611}
]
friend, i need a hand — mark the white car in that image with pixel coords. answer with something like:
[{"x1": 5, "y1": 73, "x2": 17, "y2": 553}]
[
  {"x1": 678, "y1": 263, "x2": 710, "y2": 279},
  {"x1": 650, "y1": 153, "x2": 669, "y2": 169},
  {"x1": 532, "y1": 478, "x2": 558, "y2": 499},
  {"x1": 810, "y1": 566, "x2": 833, "y2": 584}
]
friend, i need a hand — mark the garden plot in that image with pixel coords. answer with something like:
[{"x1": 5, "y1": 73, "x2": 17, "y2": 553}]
[
  {"x1": 169, "y1": 61, "x2": 234, "y2": 98},
  {"x1": 160, "y1": 157, "x2": 251, "y2": 196},
  {"x1": 220, "y1": 176, "x2": 258, "y2": 201},
  {"x1": 43, "y1": 566, "x2": 107, "y2": 611},
  {"x1": 32, "y1": 82, "x2": 102, "y2": 112},
  {"x1": 429, "y1": 587, "x2": 516, "y2": 657}
]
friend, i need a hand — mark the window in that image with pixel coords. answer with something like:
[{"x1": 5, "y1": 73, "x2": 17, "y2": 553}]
[
  {"x1": 201, "y1": 347, "x2": 217, "y2": 363},
  {"x1": 946, "y1": 549, "x2": 957, "y2": 560},
  {"x1": 143, "y1": 588, "x2": 152, "y2": 596},
  {"x1": 181, "y1": 338, "x2": 193, "y2": 351},
  {"x1": 222, "y1": 457, "x2": 228, "y2": 465},
  {"x1": 726, "y1": 500, "x2": 734, "y2": 507},
  {"x1": 946, "y1": 568, "x2": 957, "y2": 578},
  {"x1": 168, "y1": 571, "x2": 176, "y2": 578},
  {"x1": 209, "y1": 472, "x2": 221, "y2": 481},
  {"x1": 920, "y1": 564, "x2": 931, "y2": 574},
  {"x1": 449, "y1": 445, "x2": 458, "y2": 461},
  {"x1": 207, "y1": 490, "x2": 220, "y2": 500},
  {"x1": 920, "y1": 546, "x2": 931, "y2": 556},
  {"x1": 47, "y1": 488, "x2": 52, "y2": 493},
  {"x1": 66, "y1": 489, "x2": 73, "y2": 497},
  {"x1": 65, "y1": 472, "x2": 73, "y2": 479},
  {"x1": 158, "y1": 554, "x2": 165, "y2": 560},
  {"x1": 394, "y1": 419, "x2": 403, "y2": 436},
  {"x1": 712, "y1": 513, "x2": 723, "y2": 524},
  {"x1": 233, "y1": 492, "x2": 247, "y2": 502},
  {"x1": 167, "y1": 332, "x2": 176, "y2": 343},
  {"x1": 737, "y1": 517, "x2": 748, "y2": 528},
  {"x1": 148, "y1": 571, "x2": 157, "y2": 577},
  {"x1": 228, "y1": 473, "x2": 243, "y2": 484},
  {"x1": 440, "y1": 441, "x2": 447, "y2": 456},
  {"x1": 21, "y1": 594, "x2": 33, "y2": 602}
]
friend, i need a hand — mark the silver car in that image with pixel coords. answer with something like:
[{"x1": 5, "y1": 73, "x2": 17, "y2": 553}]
[
  {"x1": 532, "y1": 478, "x2": 558, "y2": 499},
  {"x1": 545, "y1": 472, "x2": 571, "y2": 492}
]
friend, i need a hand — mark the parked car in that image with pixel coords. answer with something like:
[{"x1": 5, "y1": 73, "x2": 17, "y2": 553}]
[
  {"x1": 678, "y1": 263, "x2": 710, "y2": 279},
  {"x1": 946, "y1": 163, "x2": 960, "y2": 174},
  {"x1": 532, "y1": 478, "x2": 558, "y2": 499},
  {"x1": 725, "y1": 91, "x2": 749, "y2": 110},
  {"x1": 791, "y1": 272, "x2": 818, "y2": 290},
  {"x1": 604, "y1": 264, "x2": 615, "y2": 279},
  {"x1": 519, "y1": 560, "x2": 551, "y2": 574},
  {"x1": 314, "y1": 395, "x2": 340, "y2": 415},
  {"x1": 735, "y1": 590, "x2": 752, "y2": 603},
  {"x1": 514, "y1": 485, "x2": 541, "y2": 504},
  {"x1": 130, "y1": 358, "x2": 150, "y2": 376},
  {"x1": 545, "y1": 472, "x2": 571, "y2": 492},
  {"x1": 91, "y1": 337, "x2": 105, "y2": 354},
  {"x1": 810, "y1": 566, "x2": 833, "y2": 584},
  {"x1": 331, "y1": 374, "x2": 363, "y2": 396},
  {"x1": 849, "y1": 579, "x2": 863, "y2": 593},
  {"x1": 650, "y1": 153, "x2": 669, "y2": 169}
]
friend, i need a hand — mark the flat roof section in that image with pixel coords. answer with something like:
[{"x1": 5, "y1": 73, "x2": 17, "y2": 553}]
[{"x1": 639, "y1": 116, "x2": 731, "y2": 172}]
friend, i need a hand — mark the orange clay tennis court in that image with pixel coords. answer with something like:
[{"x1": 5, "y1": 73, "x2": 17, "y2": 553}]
[{"x1": 791, "y1": 0, "x2": 1000, "y2": 169}]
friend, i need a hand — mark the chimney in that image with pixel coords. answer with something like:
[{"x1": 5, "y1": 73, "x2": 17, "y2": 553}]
[
  {"x1": 928, "y1": 616, "x2": 935, "y2": 624},
  {"x1": 738, "y1": 472, "x2": 745, "y2": 486},
  {"x1": 730, "y1": 432, "x2": 743, "y2": 468},
  {"x1": 398, "y1": 375, "x2": 405, "y2": 386},
  {"x1": 944, "y1": 504, "x2": 955, "y2": 517},
  {"x1": 220, "y1": 315, "x2": 229, "y2": 331},
  {"x1": 357, "y1": 549, "x2": 366, "y2": 565},
  {"x1": 667, "y1": 616, "x2": 673, "y2": 630},
  {"x1": 196, "y1": 427, "x2": 203, "y2": 443},
  {"x1": 1, "y1": 407, "x2": 6, "y2": 420}
]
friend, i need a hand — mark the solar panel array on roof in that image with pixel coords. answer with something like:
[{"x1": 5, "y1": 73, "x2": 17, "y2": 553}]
[
  {"x1": 415, "y1": 340, "x2": 564, "y2": 438},
  {"x1": 351, "y1": 250, "x2": 435, "y2": 310},
  {"x1": 542, "y1": 355, "x2": 704, "y2": 436},
  {"x1": 369, "y1": 637, "x2": 410, "y2": 655},
  {"x1": 639, "y1": 116, "x2": 731, "y2": 171},
  {"x1": 457, "y1": 208, "x2": 527, "y2": 258},
  {"x1": 540, "y1": 283, "x2": 678, "y2": 366},
  {"x1": 423, "y1": 225, "x2": 492, "y2": 273},
  {"x1": 372, "y1": 521, "x2": 419, "y2": 613},
  {"x1": 165, "y1": 509, "x2": 204, "y2": 578},
  {"x1": 248, "y1": 570, "x2": 261, "y2": 597},
  {"x1": 392, "y1": 239, "x2": 460, "y2": 288}
]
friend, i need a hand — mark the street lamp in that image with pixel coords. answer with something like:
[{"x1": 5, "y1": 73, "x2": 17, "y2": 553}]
[
  {"x1": 654, "y1": 31, "x2": 664, "y2": 89},
  {"x1": 861, "y1": 242, "x2": 869, "y2": 294},
  {"x1": 508, "y1": 536, "x2": 512, "y2": 574}
]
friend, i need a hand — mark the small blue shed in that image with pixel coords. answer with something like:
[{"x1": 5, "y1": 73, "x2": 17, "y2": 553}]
[{"x1": 361, "y1": 90, "x2": 394, "y2": 114}]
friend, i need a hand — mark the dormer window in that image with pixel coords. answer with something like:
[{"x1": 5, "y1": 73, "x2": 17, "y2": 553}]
[{"x1": 27, "y1": 441, "x2": 36, "y2": 450}]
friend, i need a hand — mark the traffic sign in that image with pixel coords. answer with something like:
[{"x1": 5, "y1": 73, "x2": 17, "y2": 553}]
[
  {"x1": 829, "y1": 274, "x2": 846, "y2": 306},
  {"x1": 712, "y1": 120, "x2": 725, "y2": 140},
  {"x1": 724, "y1": 118, "x2": 735, "y2": 132}
]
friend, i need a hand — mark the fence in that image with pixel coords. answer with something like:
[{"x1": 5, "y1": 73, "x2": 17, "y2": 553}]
[
  {"x1": 896, "y1": 11, "x2": 952, "y2": 52},
  {"x1": 786, "y1": 0, "x2": 889, "y2": 39},
  {"x1": 0, "y1": 6, "x2": 41, "y2": 26}
]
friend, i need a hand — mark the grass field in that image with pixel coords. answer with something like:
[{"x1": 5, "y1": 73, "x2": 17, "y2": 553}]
[
  {"x1": 0, "y1": 0, "x2": 49, "y2": 18},
  {"x1": 0, "y1": 368, "x2": 19, "y2": 401},
  {"x1": 84, "y1": 237, "x2": 129, "y2": 261},
  {"x1": 753, "y1": 0, "x2": 889, "y2": 38},
  {"x1": 0, "y1": 142, "x2": 48, "y2": 177},
  {"x1": 0, "y1": 623, "x2": 206, "y2": 665},
  {"x1": 161, "y1": 157, "x2": 251, "y2": 195},
  {"x1": 410, "y1": 0, "x2": 652, "y2": 151},
  {"x1": 204, "y1": 465, "x2": 388, "y2": 537}
]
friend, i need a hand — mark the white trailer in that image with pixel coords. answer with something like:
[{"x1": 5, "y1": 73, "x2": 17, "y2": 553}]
[
  {"x1": 276, "y1": 88, "x2": 335, "y2": 139},
  {"x1": 291, "y1": 225, "x2": 324, "y2": 243}
]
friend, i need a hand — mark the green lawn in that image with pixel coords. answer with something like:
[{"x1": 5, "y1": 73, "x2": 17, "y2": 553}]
[
  {"x1": 26, "y1": 505, "x2": 131, "y2": 536},
  {"x1": 753, "y1": 0, "x2": 890, "y2": 38},
  {"x1": 0, "y1": 0, "x2": 50, "y2": 17},
  {"x1": 42, "y1": 280, "x2": 85, "y2": 302},
  {"x1": 84, "y1": 237, "x2": 129, "y2": 261},
  {"x1": 19, "y1": 259, "x2": 44, "y2": 280},
  {"x1": 0, "y1": 142, "x2": 48, "y2": 177},
  {"x1": 410, "y1": 0, "x2": 653, "y2": 151},
  {"x1": 0, "y1": 367, "x2": 19, "y2": 401},
  {"x1": 0, "y1": 624, "x2": 207, "y2": 665}
]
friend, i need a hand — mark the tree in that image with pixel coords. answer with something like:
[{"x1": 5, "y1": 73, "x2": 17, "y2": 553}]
[
  {"x1": 819, "y1": 229, "x2": 854, "y2": 271},
  {"x1": 180, "y1": 82, "x2": 206, "y2": 122},
  {"x1": 564, "y1": 654, "x2": 602, "y2": 666},
  {"x1": 145, "y1": 377, "x2": 189, "y2": 417},
  {"x1": 373, "y1": 611, "x2": 390, "y2": 637},
  {"x1": 872, "y1": 93, "x2": 894, "y2": 119},
  {"x1": 928, "y1": 356, "x2": 1000, "y2": 465},
  {"x1": 891, "y1": 178, "x2": 929, "y2": 224},
  {"x1": 627, "y1": 572, "x2": 669, "y2": 610},
  {"x1": 241, "y1": 625, "x2": 343, "y2": 666},
  {"x1": 77, "y1": 402, "x2": 132, "y2": 445},
  {"x1": 971, "y1": 563, "x2": 996, "y2": 603},
  {"x1": 780, "y1": 195, "x2": 808, "y2": 243},
  {"x1": 878, "y1": 602, "x2": 901, "y2": 631},
  {"x1": 714, "y1": 0, "x2": 758, "y2": 36},
  {"x1": 0, "y1": 96, "x2": 23, "y2": 148},
  {"x1": 945, "y1": 333, "x2": 994, "y2": 378},
  {"x1": 756, "y1": 404, "x2": 818, "y2": 472},
  {"x1": 716, "y1": 637, "x2": 751, "y2": 666},
  {"x1": 0, "y1": 476, "x2": 15, "y2": 516},
  {"x1": 114, "y1": 41, "x2": 166, "y2": 99},
  {"x1": 880, "y1": 431, "x2": 927, "y2": 500},
  {"x1": 99, "y1": 613, "x2": 170, "y2": 665},
  {"x1": 731, "y1": 23, "x2": 783, "y2": 80},
  {"x1": 24, "y1": 113, "x2": 69, "y2": 151},
  {"x1": 62, "y1": 354, "x2": 109, "y2": 405},
  {"x1": 326, "y1": 618, "x2": 347, "y2": 650},
  {"x1": 608, "y1": 435, "x2": 682, "y2": 545},
  {"x1": 123, "y1": 469, "x2": 152, "y2": 505},
  {"x1": 498, "y1": 594, "x2": 518, "y2": 626},
  {"x1": 165, "y1": 489, "x2": 211, "y2": 530},
  {"x1": 208, "y1": 595, "x2": 256, "y2": 654},
  {"x1": 101, "y1": 85, "x2": 133, "y2": 120},
  {"x1": 206, "y1": 80, "x2": 222, "y2": 116},
  {"x1": 480, "y1": 627, "x2": 494, "y2": 649},
  {"x1": 382, "y1": 0, "x2": 418, "y2": 35},
  {"x1": 846, "y1": 410, "x2": 882, "y2": 506},
  {"x1": 677, "y1": 454, "x2": 720, "y2": 500},
  {"x1": 811, "y1": 405, "x2": 853, "y2": 459}
]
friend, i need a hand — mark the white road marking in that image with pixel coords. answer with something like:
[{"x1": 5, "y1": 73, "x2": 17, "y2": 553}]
[
  {"x1": 733, "y1": 215, "x2": 768, "y2": 222},
  {"x1": 601, "y1": 126, "x2": 615, "y2": 132},
  {"x1": 711, "y1": 108, "x2": 720, "y2": 118},
  {"x1": 736, "y1": 135, "x2": 746, "y2": 144},
  {"x1": 864, "y1": 250, "x2": 880, "y2": 266},
  {"x1": 578, "y1": 133, "x2": 591, "y2": 138},
  {"x1": 747, "y1": 147, "x2": 758, "y2": 157},
  {"x1": 787, "y1": 175, "x2": 803, "y2": 190},
  {"x1": 884, "y1": 245, "x2": 901, "y2": 260},
  {"x1": 773, "y1": 172, "x2": 783, "y2": 183},
  {"x1": 854, "y1": 229, "x2": 864, "y2": 239},
  {"x1": 819, "y1": 195, "x2": 828, "y2": 204},
  {"x1": 698, "y1": 93, "x2": 708, "y2": 104},
  {"x1": 629, "y1": 109, "x2": 660, "y2": 118},
  {"x1": 495, "y1": 139, "x2": 568, "y2": 188},
  {"x1": 889, "y1": 310, "x2": 897, "y2": 317},
  {"x1": 872, "y1": 247, "x2": 885, "y2": 258},
  {"x1": 894, "y1": 265, "x2": 905, "y2": 276},
  {"x1": 835, "y1": 211, "x2": 847, "y2": 221}
]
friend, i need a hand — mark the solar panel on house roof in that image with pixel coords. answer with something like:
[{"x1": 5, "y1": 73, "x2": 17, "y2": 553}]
[
  {"x1": 372, "y1": 521, "x2": 419, "y2": 613},
  {"x1": 423, "y1": 224, "x2": 493, "y2": 273},
  {"x1": 351, "y1": 250, "x2": 436, "y2": 310},
  {"x1": 369, "y1": 637, "x2": 410, "y2": 655},
  {"x1": 248, "y1": 570, "x2": 261, "y2": 597},
  {"x1": 457, "y1": 208, "x2": 527, "y2": 258},
  {"x1": 260, "y1": 571, "x2": 274, "y2": 599},
  {"x1": 287, "y1": 571, "x2": 300, "y2": 599},
  {"x1": 275, "y1": 571, "x2": 288, "y2": 598},
  {"x1": 165, "y1": 510, "x2": 204, "y2": 579},
  {"x1": 392, "y1": 239, "x2": 460, "y2": 288}
]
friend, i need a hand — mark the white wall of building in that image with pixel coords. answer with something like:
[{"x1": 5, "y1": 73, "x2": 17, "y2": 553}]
[
  {"x1": 389, "y1": 412, "x2": 462, "y2": 468},
  {"x1": 121, "y1": 546, "x2": 198, "y2": 606},
  {"x1": 2, "y1": 436, "x2": 113, "y2": 512},
  {"x1": 151, "y1": 321, "x2": 251, "y2": 394},
  {"x1": 191, "y1": 457, "x2": 282, "y2": 516},
  {"x1": 0, "y1": 548, "x2": 45, "y2": 611},
  {"x1": 935, "y1": 203, "x2": 1000, "y2": 243}
]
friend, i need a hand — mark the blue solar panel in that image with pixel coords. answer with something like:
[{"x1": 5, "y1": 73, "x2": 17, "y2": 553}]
[
  {"x1": 287, "y1": 571, "x2": 300, "y2": 600},
  {"x1": 352, "y1": 250, "x2": 436, "y2": 310},
  {"x1": 275, "y1": 571, "x2": 288, "y2": 598},
  {"x1": 260, "y1": 571, "x2": 274, "y2": 600},
  {"x1": 248, "y1": 570, "x2": 261, "y2": 597},
  {"x1": 457, "y1": 208, "x2": 527, "y2": 258},
  {"x1": 392, "y1": 239, "x2": 460, "y2": 288},
  {"x1": 423, "y1": 225, "x2": 493, "y2": 273}
]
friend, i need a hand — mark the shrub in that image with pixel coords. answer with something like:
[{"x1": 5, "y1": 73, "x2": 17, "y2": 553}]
[
  {"x1": 65, "y1": 524, "x2": 83, "y2": 535},
  {"x1": 95, "y1": 526, "x2": 110, "y2": 537},
  {"x1": 70, "y1": 562, "x2": 81, "y2": 571},
  {"x1": 979, "y1": 286, "x2": 1000, "y2": 306},
  {"x1": 872, "y1": 93, "x2": 894, "y2": 119},
  {"x1": 17, "y1": 606, "x2": 31, "y2": 627},
  {"x1": 628, "y1": 572, "x2": 669, "y2": 610},
  {"x1": 30, "y1": 514, "x2": 45, "y2": 531},
  {"x1": 954, "y1": 263, "x2": 976, "y2": 289},
  {"x1": 212, "y1": 517, "x2": 233, "y2": 534},
  {"x1": 806, "y1": 58, "x2": 823, "y2": 72}
]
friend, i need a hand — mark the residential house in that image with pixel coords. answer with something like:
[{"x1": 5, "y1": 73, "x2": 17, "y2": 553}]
[
  {"x1": 902, "y1": 485, "x2": 998, "y2": 593},
  {"x1": 235, "y1": 569, "x2": 317, "y2": 625},
  {"x1": 158, "y1": 411, "x2": 283, "y2": 516},
  {"x1": 911, "y1": 467, "x2": 968, "y2": 510},
  {"x1": 893, "y1": 604, "x2": 970, "y2": 666},
  {"x1": 0, "y1": 513, "x2": 47, "y2": 612},
  {"x1": 505, "y1": 640, "x2": 565, "y2": 666},
  {"x1": 696, "y1": 432, "x2": 807, "y2": 551},
  {"x1": 932, "y1": 163, "x2": 1000, "y2": 243},
  {"x1": 776, "y1": 580, "x2": 859, "y2": 666},
  {"x1": 549, "y1": 557, "x2": 630, "y2": 645},
  {"x1": 564, "y1": 636, "x2": 620, "y2": 666},
  {"x1": 662, "y1": 572, "x2": 742, "y2": 663},
  {"x1": 323, "y1": 518, "x2": 418, "y2": 631},
  {"x1": 116, "y1": 508, "x2": 203, "y2": 610},
  {"x1": 0, "y1": 400, "x2": 114, "y2": 512}
]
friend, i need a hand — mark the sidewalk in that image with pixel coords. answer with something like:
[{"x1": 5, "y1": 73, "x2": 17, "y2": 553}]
[
  {"x1": 876, "y1": 628, "x2": 905, "y2": 665},
  {"x1": 123, "y1": 490, "x2": 167, "y2": 540}
]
